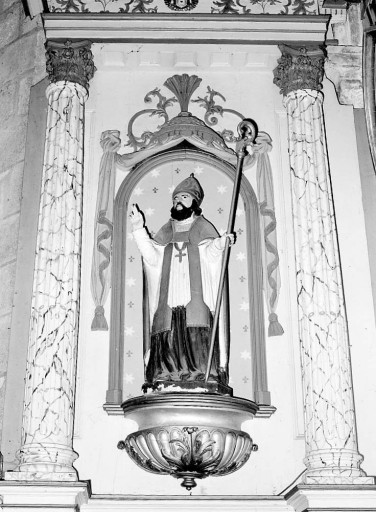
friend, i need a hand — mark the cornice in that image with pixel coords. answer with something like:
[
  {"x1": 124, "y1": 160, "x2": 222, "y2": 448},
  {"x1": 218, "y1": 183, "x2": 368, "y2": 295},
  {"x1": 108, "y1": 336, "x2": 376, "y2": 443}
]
[{"x1": 43, "y1": 13, "x2": 330, "y2": 45}]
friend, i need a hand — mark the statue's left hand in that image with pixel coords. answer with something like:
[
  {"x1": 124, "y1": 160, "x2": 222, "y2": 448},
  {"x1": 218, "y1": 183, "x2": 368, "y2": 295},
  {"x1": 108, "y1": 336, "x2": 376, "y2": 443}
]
[{"x1": 218, "y1": 232, "x2": 236, "y2": 250}]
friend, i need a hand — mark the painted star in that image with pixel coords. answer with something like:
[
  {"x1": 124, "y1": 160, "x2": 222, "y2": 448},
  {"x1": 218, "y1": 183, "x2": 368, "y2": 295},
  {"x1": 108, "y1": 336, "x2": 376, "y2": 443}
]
[
  {"x1": 145, "y1": 208, "x2": 155, "y2": 216},
  {"x1": 125, "y1": 373, "x2": 135, "y2": 384},
  {"x1": 217, "y1": 185, "x2": 227, "y2": 195},
  {"x1": 240, "y1": 300, "x2": 249, "y2": 311},
  {"x1": 126, "y1": 277, "x2": 136, "y2": 287},
  {"x1": 151, "y1": 169, "x2": 160, "y2": 177},
  {"x1": 240, "y1": 350, "x2": 251, "y2": 360},
  {"x1": 193, "y1": 165, "x2": 203, "y2": 175},
  {"x1": 236, "y1": 252, "x2": 246, "y2": 262},
  {"x1": 134, "y1": 187, "x2": 144, "y2": 196},
  {"x1": 125, "y1": 326, "x2": 135, "y2": 336}
]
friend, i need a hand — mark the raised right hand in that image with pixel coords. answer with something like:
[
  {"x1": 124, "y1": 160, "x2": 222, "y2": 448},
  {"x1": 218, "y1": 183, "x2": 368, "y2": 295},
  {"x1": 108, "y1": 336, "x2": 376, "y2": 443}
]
[{"x1": 129, "y1": 204, "x2": 144, "y2": 231}]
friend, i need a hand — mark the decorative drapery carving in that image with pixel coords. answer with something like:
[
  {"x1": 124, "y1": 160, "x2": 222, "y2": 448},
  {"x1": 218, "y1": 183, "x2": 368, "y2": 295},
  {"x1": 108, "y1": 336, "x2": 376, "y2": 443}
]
[
  {"x1": 91, "y1": 74, "x2": 283, "y2": 338},
  {"x1": 273, "y1": 45, "x2": 373, "y2": 484},
  {"x1": 46, "y1": 40, "x2": 96, "y2": 90},
  {"x1": 5, "y1": 42, "x2": 94, "y2": 481}
]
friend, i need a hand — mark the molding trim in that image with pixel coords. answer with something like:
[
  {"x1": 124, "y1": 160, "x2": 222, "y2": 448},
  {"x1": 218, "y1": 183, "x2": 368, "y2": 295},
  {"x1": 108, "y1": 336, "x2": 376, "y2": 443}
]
[
  {"x1": 1, "y1": 481, "x2": 376, "y2": 510},
  {"x1": 43, "y1": 13, "x2": 330, "y2": 44},
  {"x1": 286, "y1": 484, "x2": 376, "y2": 512}
]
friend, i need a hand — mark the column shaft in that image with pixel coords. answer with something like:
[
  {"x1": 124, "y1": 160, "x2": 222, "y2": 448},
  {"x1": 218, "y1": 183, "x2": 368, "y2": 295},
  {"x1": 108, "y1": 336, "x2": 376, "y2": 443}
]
[
  {"x1": 274, "y1": 44, "x2": 373, "y2": 484},
  {"x1": 6, "y1": 81, "x2": 87, "y2": 481},
  {"x1": 285, "y1": 89, "x2": 371, "y2": 483}
]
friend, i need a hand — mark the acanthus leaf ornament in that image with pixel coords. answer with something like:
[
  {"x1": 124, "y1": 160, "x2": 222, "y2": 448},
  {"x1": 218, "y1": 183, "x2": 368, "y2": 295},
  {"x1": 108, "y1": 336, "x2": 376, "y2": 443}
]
[
  {"x1": 192, "y1": 86, "x2": 248, "y2": 144},
  {"x1": 273, "y1": 44, "x2": 326, "y2": 96},
  {"x1": 126, "y1": 88, "x2": 177, "y2": 151},
  {"x1": 45, "y1": 40, "x2": 96, "y2": 91}
]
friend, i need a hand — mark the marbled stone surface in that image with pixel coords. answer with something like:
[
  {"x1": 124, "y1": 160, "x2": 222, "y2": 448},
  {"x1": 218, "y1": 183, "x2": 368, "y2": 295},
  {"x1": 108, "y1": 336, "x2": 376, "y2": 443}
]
[
  {"x1": 284, "y1": 89, "x2": 372, "y2": 484},
  {"x1": 7, "y1": 81, "x2": 87, "y2": 481}
]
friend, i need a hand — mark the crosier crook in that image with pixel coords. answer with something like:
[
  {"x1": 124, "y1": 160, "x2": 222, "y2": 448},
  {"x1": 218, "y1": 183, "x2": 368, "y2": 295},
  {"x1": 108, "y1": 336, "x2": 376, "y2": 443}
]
[{"x1": 204, "y1": 119, "x2": 258, "y2": 383}]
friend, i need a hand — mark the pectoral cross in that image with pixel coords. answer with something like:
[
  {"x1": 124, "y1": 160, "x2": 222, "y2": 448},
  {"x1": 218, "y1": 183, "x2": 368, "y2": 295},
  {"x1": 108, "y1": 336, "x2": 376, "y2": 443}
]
[{"x1": 174, "y1": 242, "x2": 188, "y2": 263}]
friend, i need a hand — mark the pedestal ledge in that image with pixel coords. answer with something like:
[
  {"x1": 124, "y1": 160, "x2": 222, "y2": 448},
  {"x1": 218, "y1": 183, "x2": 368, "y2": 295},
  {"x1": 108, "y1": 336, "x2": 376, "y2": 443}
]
[
  {"x1": 0, "y1": 481, "x2": 90, "y2": 509},
  {"x1": 286, "y1": 484, "x2": 376, "y2": 512},
  {"x1": 121, "y1": 392, "x2": 258, "y2": 430},
  {"x1": 119, "y1": 393, "x2": 259, "y2": 490}
]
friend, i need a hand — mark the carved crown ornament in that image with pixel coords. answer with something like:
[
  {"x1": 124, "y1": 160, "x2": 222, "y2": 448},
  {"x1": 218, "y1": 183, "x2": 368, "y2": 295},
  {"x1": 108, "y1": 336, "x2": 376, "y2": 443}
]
[
  {"x1": 273, "y1": 44, "x2": 326, "y2": 96},
  {"x1": 45, "y1": 40, "x2": 96, "y2": 90},
  {"x1": 126, "y1": 73, "x2": 253, "y2": 154}
]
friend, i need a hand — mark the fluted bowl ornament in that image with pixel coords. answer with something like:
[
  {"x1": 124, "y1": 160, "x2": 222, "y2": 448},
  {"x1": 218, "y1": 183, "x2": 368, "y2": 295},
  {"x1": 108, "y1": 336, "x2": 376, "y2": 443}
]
[
  {"x1": 118, "y1": 393, "x2": 260, "y2": 490},
  {"x1": 118, "y1": 425, "x2": 257, "y2": 490}
]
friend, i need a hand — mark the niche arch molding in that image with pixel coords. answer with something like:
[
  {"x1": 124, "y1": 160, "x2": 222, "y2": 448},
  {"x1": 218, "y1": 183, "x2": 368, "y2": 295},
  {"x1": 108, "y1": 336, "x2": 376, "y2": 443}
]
[{"x1": 105, "y1": 144, "x2": 271, "y2": 413}]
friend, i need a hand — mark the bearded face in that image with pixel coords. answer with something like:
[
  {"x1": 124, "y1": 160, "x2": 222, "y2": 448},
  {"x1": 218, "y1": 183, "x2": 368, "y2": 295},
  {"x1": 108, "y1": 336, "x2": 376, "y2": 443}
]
[{"x1": 170, "y1": 199, "x2": 202, "y2": 221}]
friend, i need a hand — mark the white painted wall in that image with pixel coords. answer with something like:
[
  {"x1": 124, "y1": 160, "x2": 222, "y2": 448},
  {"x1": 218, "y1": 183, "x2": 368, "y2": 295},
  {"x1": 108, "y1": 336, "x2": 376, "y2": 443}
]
[{"x1": 72, "y1": 42, "x2": 376, "y2": 496}]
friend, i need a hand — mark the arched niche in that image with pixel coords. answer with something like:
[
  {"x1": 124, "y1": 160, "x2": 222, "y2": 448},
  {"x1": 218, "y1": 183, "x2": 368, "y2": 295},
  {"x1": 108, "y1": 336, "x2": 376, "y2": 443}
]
[{"x1": 105, "y1": 144, "x2": 271, "y2": 411}]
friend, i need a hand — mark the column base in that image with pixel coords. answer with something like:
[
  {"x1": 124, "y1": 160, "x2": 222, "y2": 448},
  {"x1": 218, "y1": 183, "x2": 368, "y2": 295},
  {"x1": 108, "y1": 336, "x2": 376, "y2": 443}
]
[
  {"x1": 5, "y1": 442, "x2": 78, "y2": 481},
  {"x1": 286, "y1": 484, "x2": 376, "y2": 512},
  {"x1": 303, "y1": 449, "x2": 374, "y2": 485}
]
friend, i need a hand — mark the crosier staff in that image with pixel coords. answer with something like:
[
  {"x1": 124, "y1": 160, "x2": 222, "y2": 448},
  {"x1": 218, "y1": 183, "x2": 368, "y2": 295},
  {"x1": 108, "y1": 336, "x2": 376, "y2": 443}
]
[{"x1": 204, "y1": 119, "x2": 258, "y2": 383}]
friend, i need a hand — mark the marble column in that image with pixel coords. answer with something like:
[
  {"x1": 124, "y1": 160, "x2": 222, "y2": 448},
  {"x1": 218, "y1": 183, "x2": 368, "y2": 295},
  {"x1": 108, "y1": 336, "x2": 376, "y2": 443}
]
[
  {"x1": 273, "y1": 45, "x2": 373, "y2": 484},
  {"x1": 6, "y1": 41, "x2": 95, "y2": 481}
]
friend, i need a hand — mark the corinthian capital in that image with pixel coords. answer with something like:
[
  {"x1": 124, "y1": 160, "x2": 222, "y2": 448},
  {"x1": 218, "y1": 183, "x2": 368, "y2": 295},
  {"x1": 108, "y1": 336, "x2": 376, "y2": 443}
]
[
  {"x1": 273, "y1": 44, "x2": 326, "y2": 96},
  {"x1": 46, "y1": 40, "x2": 96, "y2": 91}
]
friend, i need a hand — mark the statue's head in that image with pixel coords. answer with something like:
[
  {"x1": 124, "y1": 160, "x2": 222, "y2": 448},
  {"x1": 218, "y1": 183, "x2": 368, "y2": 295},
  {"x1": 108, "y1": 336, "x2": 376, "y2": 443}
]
[
  {"x1": 171, "y1": 174, "x2": 203, "y2": 221},
  {"x1": 172, "y1": 174, "x2": 204, "y2": 205}
]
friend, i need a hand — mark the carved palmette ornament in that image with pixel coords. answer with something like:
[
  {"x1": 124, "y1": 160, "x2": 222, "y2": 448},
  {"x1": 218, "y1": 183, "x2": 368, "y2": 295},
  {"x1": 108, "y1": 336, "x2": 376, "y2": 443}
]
[{"x1": 118, "y1": 426, "x2": 257, "y2": 490}]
